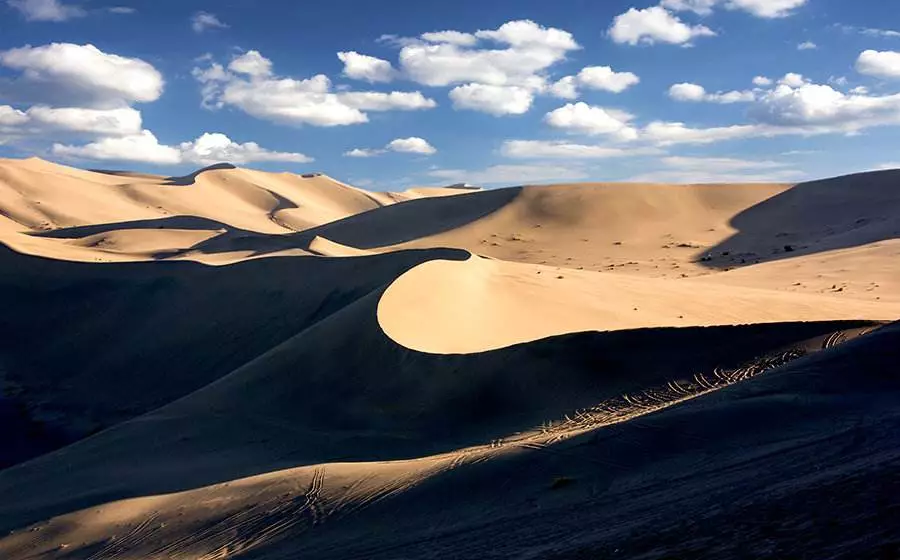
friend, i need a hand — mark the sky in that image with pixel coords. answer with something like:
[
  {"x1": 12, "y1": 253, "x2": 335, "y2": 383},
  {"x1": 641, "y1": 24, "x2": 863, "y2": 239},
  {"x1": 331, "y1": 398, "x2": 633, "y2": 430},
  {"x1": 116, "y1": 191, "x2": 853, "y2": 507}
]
[{"x1": 1, "y1": 0, "x2": 899, "y2": 189}]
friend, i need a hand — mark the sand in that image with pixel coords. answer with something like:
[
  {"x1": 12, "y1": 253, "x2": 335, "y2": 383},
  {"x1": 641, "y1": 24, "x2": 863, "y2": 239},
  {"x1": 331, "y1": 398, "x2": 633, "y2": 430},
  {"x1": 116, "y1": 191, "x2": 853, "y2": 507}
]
[{"x1": 0, "y1": 157, "x2": 898, "y2": 559}]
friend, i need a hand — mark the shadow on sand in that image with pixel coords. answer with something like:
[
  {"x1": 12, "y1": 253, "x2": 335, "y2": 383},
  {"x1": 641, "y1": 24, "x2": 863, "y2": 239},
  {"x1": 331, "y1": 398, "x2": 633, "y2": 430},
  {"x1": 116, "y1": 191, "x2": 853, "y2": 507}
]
[{"x1": 697, "y1": 169, "x2": 900, "y2": 269}]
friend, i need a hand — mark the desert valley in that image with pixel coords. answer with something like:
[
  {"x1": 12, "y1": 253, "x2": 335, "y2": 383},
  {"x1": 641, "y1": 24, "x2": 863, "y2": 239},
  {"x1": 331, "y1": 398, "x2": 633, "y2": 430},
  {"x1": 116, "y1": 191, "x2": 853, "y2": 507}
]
[{"x1": 0, "y1": 156, "x2": 898, "y2": 558}]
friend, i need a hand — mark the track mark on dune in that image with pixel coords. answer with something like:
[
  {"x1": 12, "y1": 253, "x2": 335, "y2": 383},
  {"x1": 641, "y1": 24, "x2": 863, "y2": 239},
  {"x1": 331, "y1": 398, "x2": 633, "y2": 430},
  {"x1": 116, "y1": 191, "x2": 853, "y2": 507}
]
[
  {"x1": 118, "y1": 468, "x2": 329, "y2": 560},
  {"x1": 86, "y1": 512, "x2": 162, "y2": 560},
  {"x1": 511, "y1": 348, "x2": 809, "y2": 449}
]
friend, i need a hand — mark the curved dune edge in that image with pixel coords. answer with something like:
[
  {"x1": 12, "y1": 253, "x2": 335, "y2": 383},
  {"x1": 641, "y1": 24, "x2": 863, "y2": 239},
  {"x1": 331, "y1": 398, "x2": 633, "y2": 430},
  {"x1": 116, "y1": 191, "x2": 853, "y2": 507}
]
[
  {"x1": 308, "y1": 235, "x2": 377, "y2": 257},
  {"x1": 377, "y1": 253, "x2": 900, "y2": 354}
]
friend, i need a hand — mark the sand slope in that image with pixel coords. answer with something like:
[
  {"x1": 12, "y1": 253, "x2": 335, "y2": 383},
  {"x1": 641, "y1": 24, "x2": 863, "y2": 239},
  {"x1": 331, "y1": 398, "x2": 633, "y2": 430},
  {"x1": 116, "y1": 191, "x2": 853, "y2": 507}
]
[{"x1": 0, "y1": 157, "x2": 898, "y2": 558}]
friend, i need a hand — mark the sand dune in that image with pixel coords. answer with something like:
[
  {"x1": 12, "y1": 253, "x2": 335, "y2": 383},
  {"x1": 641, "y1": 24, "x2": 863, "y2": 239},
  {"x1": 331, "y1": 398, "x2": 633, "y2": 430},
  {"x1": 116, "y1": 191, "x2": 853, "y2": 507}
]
[
  {"x1": 0, "y1": 157, "x2": 898, "y2": 558},
  {"x1": 378, "y1": 253, "x2": 900, "y2": 353},
  {"x1": 0, "y1": 158, "x2": 468, "y2": 263}
]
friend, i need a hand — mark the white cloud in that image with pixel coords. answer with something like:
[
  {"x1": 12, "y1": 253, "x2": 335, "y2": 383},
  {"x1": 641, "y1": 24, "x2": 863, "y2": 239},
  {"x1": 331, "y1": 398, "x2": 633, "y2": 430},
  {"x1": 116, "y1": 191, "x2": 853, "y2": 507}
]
[
  {"x1": 643, "y1": 76, "x2": 900, "y2": 145},
  {"x1": 24, "y1": 106, "x2": 142, "y2": 135},
  {"x1": 0, "y1": 43, "x2": 163, "y2": 108},
  {"x1": 549, "y1": 76, "x2": 579, "y2": 99},
  {"x1": 659, "y1": 0, "x2": 718, "y2": 15},
  {"x1": 7, "y1": 0, "x2": 84, "y2": 22},
  {"x1": 428, "y1": 164, "x2": 589, "y2": 185},
  {"x1": 643, "y1": 121, "x2": 762, "y2": 145},
  {"x1": 753, "y1": 76, "x2": 773, "y2": 86},
  {"x1": 749, "y1": 82, "x2": 900, "y2": 129},
  {"x1": 723, "y1": 0, "x2": 807, "y2": 18},
  {"x1": 178, "y1": 132, "x2": 313, "y2": 164},
  {"x1": 500, "y1": 139, "x2": 657, "y2": 159},
  {"x1": 337, "y1": 51, "x2": 396, "y2": 83},
  {"x1": 53, "y1": 130, "x2": 313, "y2": 165},
  {"x1": 338, "y1": 91, "x2": 436, "y2": 111},
  {"x1": 552, "y1": 66, "x2": 641, "y2": 99},
  {"x1": 668, "y1": 82, "x2": 756, "y2": 103},
  {"x1": 857, "y1": 27, "x2": 900, "y2": 38},
  {"x1": 797, "y1": 41, "x2": 817, "y2": 50},
  {"x1": 345, "y1": 137, "x2": 437, "y2": 157},
  {"x1": 0, "y1": 105, "x2": 29, "y2": 127},
  {"x1": 386, "y1": 136, "x2": 436, "y2": 154},
  {"x1": 420, "y1": 30, "x2": 478, "y2": 46},
  {"x1": 608, "y1": 6, "x2": 716, "y2": 46},
  {"x1": 544, "y1": 102, "x2": 638, "y2": 139},
  {"x1": 662, "y1": 0, "x2": 807, "y2": 18},
  {"x1": 193, "y1": 52, "x2": 436, "y2": 127},
  {"x1": 107, "y1": 6, "x2": 135, "y2": 14},
  {"x1": 449, "y1": 83, "x2": 534, "y2": 115},
  {"x1": 228, "y1": 50, "x2": 273, "y2": 78},
  {"x1": 344, "y1": 148, "x2": 381, "y2": 158},
  {"x1": 856, "y1": 50, "x2": 900, "y2": 79},
  {"x1": 578, "y1": 66, "x2": 641, "y2": 93},
  {"x1": 779, "y1": 72, "x2": 807, "y2": 87},
  {"x1": 191, "y1": 11, "x2": 228, "y2": 33},
  {"x1": 398, "y1": 20, "x2": 578, "y2": 89},
  {"x1": 53, "y1": 130, "x2": 181, "y2": 164},
  {"x1": 626, "y1": 155, "x2": 803, "y2": 183}
]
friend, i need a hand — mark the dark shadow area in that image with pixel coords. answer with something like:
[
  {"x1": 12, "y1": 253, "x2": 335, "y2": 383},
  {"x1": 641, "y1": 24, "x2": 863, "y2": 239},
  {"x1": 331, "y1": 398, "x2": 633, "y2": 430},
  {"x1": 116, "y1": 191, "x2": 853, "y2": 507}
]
[
  {"x1": 698, "y1": 169, "x2": 900, "y2": 269},
  {"x1": 0, "y1": 243, "x2": 468, "y2": 474},
  {"x1": 28, "y1": 215, "x2": 238, "y2": 239},
  {"x1": 185, "y1": 185, "x2": 523, "y2": 257},
  {"x1": 0, "y1": 236, "x2": 876, "y2": 529},
  {"x1": 87, "y1": 169, "x2": 166, "y2": 180},
  {"x1": 278, "y1": 321, "x2": 900, "y2": 560},
  {"x1": 164, "y1": 162, "x2": 237, "y2": 186}
]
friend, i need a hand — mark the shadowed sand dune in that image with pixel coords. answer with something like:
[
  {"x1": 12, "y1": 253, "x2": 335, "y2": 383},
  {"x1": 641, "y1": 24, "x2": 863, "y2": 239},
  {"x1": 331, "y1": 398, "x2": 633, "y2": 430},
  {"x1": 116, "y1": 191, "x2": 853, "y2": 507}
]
[{"x1": 0, "y1": 157, "x2": 898, "y2": 558}]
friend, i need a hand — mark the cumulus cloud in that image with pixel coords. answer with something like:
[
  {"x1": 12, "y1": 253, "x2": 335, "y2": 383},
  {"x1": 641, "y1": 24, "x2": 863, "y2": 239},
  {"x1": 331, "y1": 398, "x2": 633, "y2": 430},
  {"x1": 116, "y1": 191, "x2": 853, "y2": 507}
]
[
  {"x1": 449, "y1": 83, "x2": 534, "y2": 115},
  {"x1": 856, "y1": 50, "x2": 900, "y2": 79},
  {"x1": 668, "y1": 82, "x2": 755, "y2": 103},
  {"x1": 191, "y1": 11, "x2": 228, "y2": 33},
  {"x1": 344, "y1": 137, "x2": 436, "y2": 157},
  {"x1": 397, "y1": 20, "x2": 578, "y2": 89},
  {"x1": 753, "y1": 76, "x2": 773, "y2": 86},
  {"x1": 551, "y1": 66, "x2": 640, "y2": 99},
  {"x1": 0, "y1": 43, "x2": 164, "y2": 108},
  {"x1": 228, "y1": 50, "x2": 273, "y2": 78},
  {"x1": 53, "y1": 130, "x2": 313, "y2": 165},
  {"x1": 420, "y1": 30, "x2": 478, "y2": 46},
  {"x1": 644, "y1": 76, "x2": 900, "y2": 144},
  {"x1": 722, "y1": 0, "x2": 807, "y2": 18},
  {"x1": 193, "y1": 51, "x2": 436, "y2": 127},
  {"x1": 662, "y1": 0, "x2": 807, "y2": 18},
  {"x1": 53, "y1": 130, "x2": 181, "y2": 164},
  {"x1": 544, "y1": 102, "x2": 638, "y2": 139},
  {"x1": 7, "y1": 0, "x2": 84, "y2": 21},
  {"x1": 344, "y1": 148, "x2": 381, "y2": 158},
  {"x1": 2, "y1": 105, "x2": 143, "y2": 136},
  {"x1": 337, "y1": 51, "x2": 397, "y2": 83},
  {"x1": 608, "y1": 6, "x2": 716, "y2": 46},
  {"x1": 797, "y1": 41, "x2": 817, "y2": 50},
  {"x1": 386, "y1": 136, "x2": 437, "y2": 154}
]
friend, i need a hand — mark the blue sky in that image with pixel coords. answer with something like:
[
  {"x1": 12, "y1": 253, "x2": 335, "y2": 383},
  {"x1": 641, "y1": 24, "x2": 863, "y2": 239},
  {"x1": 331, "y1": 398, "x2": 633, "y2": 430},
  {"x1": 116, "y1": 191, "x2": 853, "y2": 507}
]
[{"x1": 1, "y1": 0, "x2": 899, "y2": 188}]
